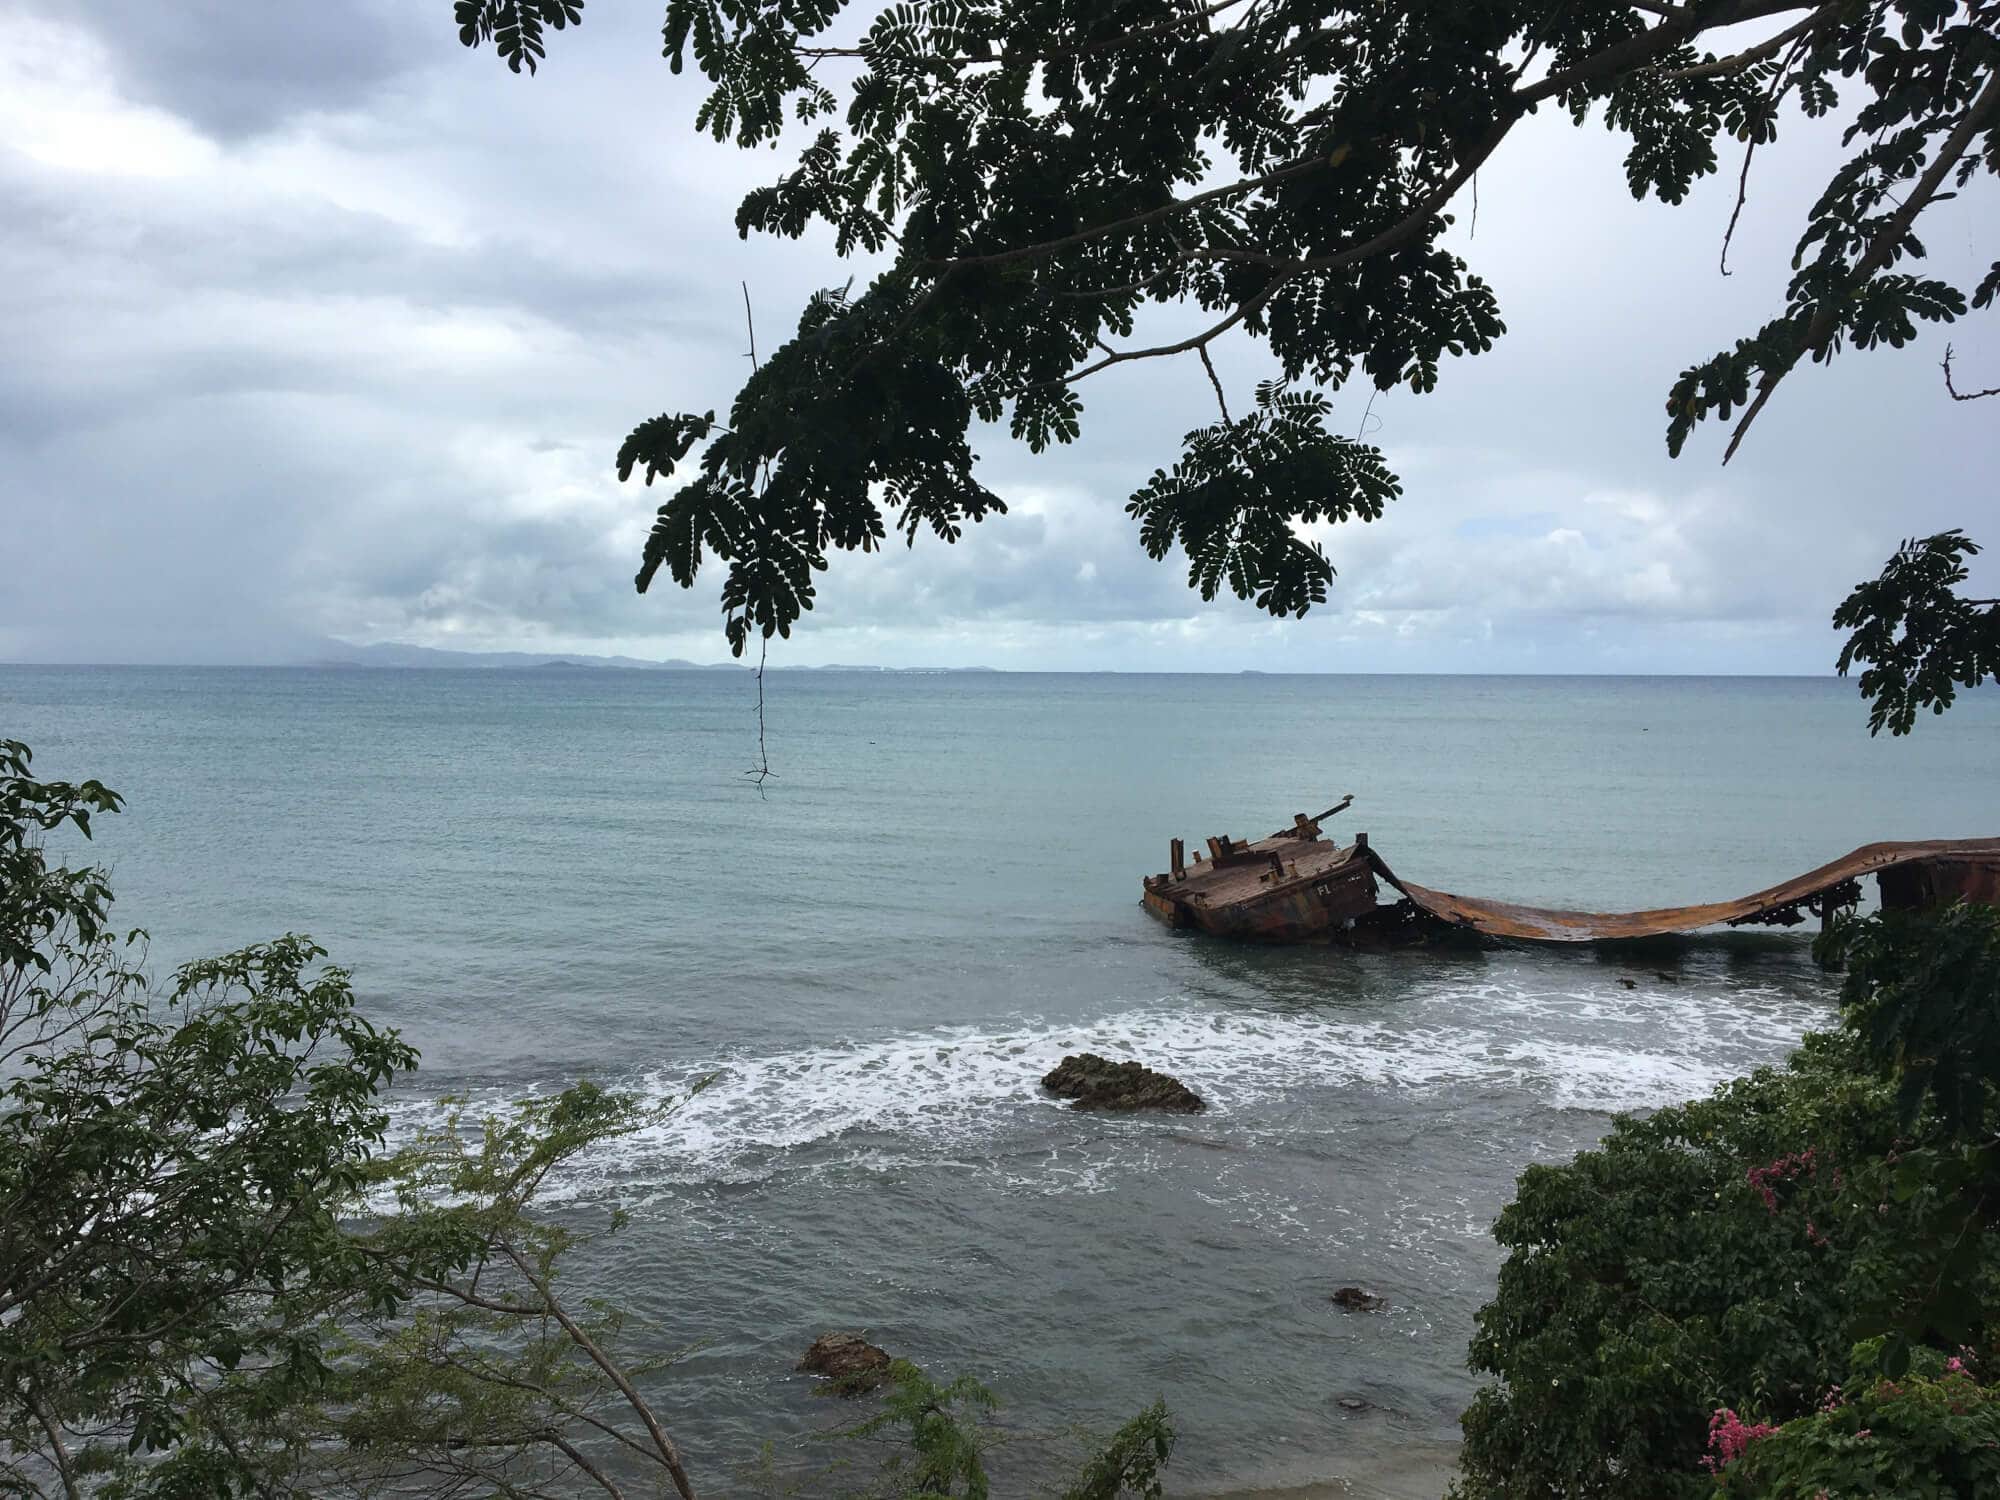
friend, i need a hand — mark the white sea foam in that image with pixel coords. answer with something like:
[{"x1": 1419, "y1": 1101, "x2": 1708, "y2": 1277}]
[{"x1": 437, "y1": 974, "x2": 1829, "y2": 1193}]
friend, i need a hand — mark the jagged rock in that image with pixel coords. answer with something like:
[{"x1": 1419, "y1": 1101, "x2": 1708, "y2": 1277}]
[
  {"x1": 1041, "y1": 1053, "x2": 1205, "y2": 1113},
  {"x1": 798, "y1": 1331, "x2": 893, "y2": 1395},
  {"x1": 1331, "y1": 1286, "x2": 1385, "y2": 1311}
]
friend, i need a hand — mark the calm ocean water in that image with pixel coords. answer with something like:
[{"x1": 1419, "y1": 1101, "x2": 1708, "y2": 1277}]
[{"x1": 5, "y1": 666, "x2": 1997, "y2": 1494}]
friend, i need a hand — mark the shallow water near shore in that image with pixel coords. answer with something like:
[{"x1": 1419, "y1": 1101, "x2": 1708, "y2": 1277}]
[{"x1": 6, "y1": 666, "x2": 1997, "y2": 1493}]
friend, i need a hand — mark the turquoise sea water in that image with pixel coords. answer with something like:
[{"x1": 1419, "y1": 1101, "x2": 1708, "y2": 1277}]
[{"x1": 5, "y1": 666, "x2": 1997, "y2": 1494}]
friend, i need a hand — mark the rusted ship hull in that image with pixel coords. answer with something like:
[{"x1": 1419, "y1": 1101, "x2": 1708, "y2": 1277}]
[
  {"x1": 1141, "y1": 801, "x2": 1381, "y2": 941},
  {"x1": 1142, "y1": 851, "x2": 1378, "y2": 940},
  {"x1": 1143, "y1": 807, "x2": 2000, "y2": 945}
]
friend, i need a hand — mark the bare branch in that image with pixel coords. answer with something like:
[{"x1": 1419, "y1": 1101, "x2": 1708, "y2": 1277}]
[
  {"x1": 547, "y1": 1434, "x2": 625, "y2": 1500},
  {"x1": 1198, "y1": 346, "x2": 1232, "y2": 422},
  {"x1": 1943, "y1": 343, "x2": 2000, "y2": 402},
  {"x1": 497, "y1": 1241, "x2": 698, "y2": 1500},
  {"x1": 26, "y1": 1388, "x2": 79, "y2": 1500}
]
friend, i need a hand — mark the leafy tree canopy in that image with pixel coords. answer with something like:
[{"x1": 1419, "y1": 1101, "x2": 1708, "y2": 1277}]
[
  {"x1": 1834, "y1": 529, "x2": 2000, "y2": 734},
  {"x1": 458, "y1": 0, "x2": 2000, "y2": 656}
]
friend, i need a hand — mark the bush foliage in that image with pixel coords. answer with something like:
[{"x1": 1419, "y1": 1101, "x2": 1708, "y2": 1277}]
[{"x1": 1453, "y1": 902, "x2": 2000, "y2": 1500}]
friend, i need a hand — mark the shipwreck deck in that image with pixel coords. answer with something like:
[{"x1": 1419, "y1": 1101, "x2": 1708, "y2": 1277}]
[{"x1": 1142, "y1": 812, "x2": 1379, "y2": 941}]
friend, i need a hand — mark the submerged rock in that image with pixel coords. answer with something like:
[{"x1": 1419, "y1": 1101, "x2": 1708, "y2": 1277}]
[
  {"x1": 1336, "y1": 1395, "x2": 1371, "y2": 1411},
  {"x1": 1330, "y1": 1286, "x2": 1385, "y2": 1311},
  {"x1": 1041, "y1": 1053, "x2": 1205, "y2": 1113},
  {"x1": 797, "y1": 1331, "x2": 894, "y2": 1395}
]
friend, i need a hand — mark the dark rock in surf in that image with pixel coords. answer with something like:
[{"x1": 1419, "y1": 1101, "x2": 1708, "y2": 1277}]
[
  {"x1": 798, "y1": 1331, "x2": 894, "y2": 1395},
  {"x1": 1330, "y1": 1286, "x2": 1385, "y2": 1311},
  {"x1": 1041, "y1": 1053, "x2": 1205, "y2": 1113},
  {"x1": 1336, "y1": 1395, "x2": 1371, "y2": 1411}
]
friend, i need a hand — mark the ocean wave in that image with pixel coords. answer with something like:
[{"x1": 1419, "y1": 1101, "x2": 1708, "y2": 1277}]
[{"x1": 399, "y1": 974, "x2": 1828, "y2": 1195}]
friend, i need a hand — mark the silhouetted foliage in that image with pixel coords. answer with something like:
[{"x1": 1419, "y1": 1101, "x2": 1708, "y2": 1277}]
[
  {"x1": 1835, "y1": 530, "x2": 2000, "y2": 735},
  {"x1": 460, "y1": 1, "x2": 2000, "y2": 653}
]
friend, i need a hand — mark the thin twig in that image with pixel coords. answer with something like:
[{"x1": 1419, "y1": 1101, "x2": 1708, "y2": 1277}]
[
  {"x1": 1712, "y1": 30, "x2": 1808, "y2": 278},
  {"x1": 745, "y1": 636, "x2": 775, "y2": 793},
  {"x1": 1355, "y1": 388, "x2": 1380, "y2": 441},
  {"x1": 1719, "y1": 137, "x2": 1755, "y2": 276},
  {"x1": 1943, "y1": 343, "x2": 2000, "y2": 402},
  {"x1": 1198, "y1": 346, "x2": 1232, "y2": 422},
  {"x1": 740, "y1": 281, "x2": 776, "y2": 794}
]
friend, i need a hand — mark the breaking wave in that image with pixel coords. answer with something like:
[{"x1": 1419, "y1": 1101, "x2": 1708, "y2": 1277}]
[{"x1": 402, "y1": 973, "x2": 1829, "y2": 1195}]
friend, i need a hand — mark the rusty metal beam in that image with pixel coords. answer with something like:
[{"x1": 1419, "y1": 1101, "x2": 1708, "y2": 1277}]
[{"x1": 1365, "y1": 839, "x2": 2000, "y2": 943}]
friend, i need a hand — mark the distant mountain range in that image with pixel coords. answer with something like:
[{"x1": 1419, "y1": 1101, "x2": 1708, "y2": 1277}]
[{"x1": 309, "y1": 641, "x2": 998, "y2": 673}]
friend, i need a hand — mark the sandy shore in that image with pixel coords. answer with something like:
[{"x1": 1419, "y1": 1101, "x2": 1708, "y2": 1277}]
[{"x1": 1191, "y1": 1439, "x2": 1460, "y2": 1500}]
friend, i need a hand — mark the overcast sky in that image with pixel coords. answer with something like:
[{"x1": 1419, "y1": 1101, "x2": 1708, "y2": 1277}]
[{"x1": 2, "y1": 1, "x2": 1995, "y2": 671}]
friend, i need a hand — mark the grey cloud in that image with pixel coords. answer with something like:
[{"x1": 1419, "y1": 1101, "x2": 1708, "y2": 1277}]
[{"x1": 24, "y1": 0, "x2": 431, "y2": 139}]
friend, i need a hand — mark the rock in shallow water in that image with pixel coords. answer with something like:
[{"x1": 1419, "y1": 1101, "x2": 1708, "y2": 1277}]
[
  {"x1": 1040, "y1": 1053, "x2": 1205, "y2": 1113},
  {"x1": 797, "y1": 1331, "x2": 893, "y2": 1395},
  {"x1": 1330, "y1": 1286, "x2": 1386, "y2": 1311}
]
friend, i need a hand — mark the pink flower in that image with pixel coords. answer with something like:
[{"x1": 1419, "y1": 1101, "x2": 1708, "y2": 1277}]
[
  {"x1": 1949, "y1": 1357, "x2": 1966, "y2": 1373},
  {"x1": 1703, "y1": 1408, "x2": 1777, "y2": 1471},
  {"x1": 1745, "y1": 1149, "x2": 1824, "y2": 1214}
]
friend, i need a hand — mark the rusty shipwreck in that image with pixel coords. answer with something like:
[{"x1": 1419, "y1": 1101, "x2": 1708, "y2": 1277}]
[{"x1": 1141, "y1": 798, "x2": 2000, "y2": 944}]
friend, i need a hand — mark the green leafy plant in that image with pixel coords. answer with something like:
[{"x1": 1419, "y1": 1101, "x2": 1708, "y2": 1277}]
[
  {"x1": 1057, "y1": 1399, "x2": 1174, "y2": 1500},
  {"x1": 1712, "y1": 1350, "x2": 2000, "y2": 1499},
  {"x1": 834, "y1": 1361, "x2": 1001, "y2": 1498},
  {"x1": 0, "y1": 742, "x2": 703, "y2": 1499},
  {"x1": 826, "y1": 1362, "x2": 1176, "y2": 1500},
  {"x1": 1454, "y1": 902, "x2": 2000, "y2": 1500}
]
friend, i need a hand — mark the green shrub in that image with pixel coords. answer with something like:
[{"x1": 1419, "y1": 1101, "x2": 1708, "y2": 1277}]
[
  {"x1": 1453, "y1": 901, "x2": 2000, "y2": 1500},
  {"x1": 1712, "y1": 1347, "x2": 2000, "y2": 1499}
]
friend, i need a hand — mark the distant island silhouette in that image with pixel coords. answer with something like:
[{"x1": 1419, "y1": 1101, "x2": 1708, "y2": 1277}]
[{"x1": 307, "y1": 640, "x2": 999, "y2": 673}]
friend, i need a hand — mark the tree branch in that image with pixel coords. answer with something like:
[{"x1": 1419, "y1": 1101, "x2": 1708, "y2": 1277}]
[
  {"x1": 795, "y1": 0, "x2": 1253, "y2": 68},
  {"x1": 1724, "y1": 69, "x2": 2000, "y2": 460},
  {"x1": 1198, "y1": 346, "x2": 1232, "y2": 422},
  {"x1": 1667, "y1": 2, "x2": 1835, "y2": 80},
  {"x1": 1943, "y1": 343, "x2": 2000, "y2": 401},
  {"x1": 1719, "y1": 32, "x2": 1812, "y2": 275},
  {"x1": 496, "y1": 1241, "x2": 698, "y2": 1500},
  {"x1": 928, "y1": 153, "x2": 1333, "y2": 272},
  {"x1": 547, "y1": 1434, "x2": 624, "y2": 1500},
  {"x1": 25, "y1": 1388, "x2": 79, "y2": 1500},
  {"x1": 938, "y1": 0, "x2": 1814, "y2": 288}
]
